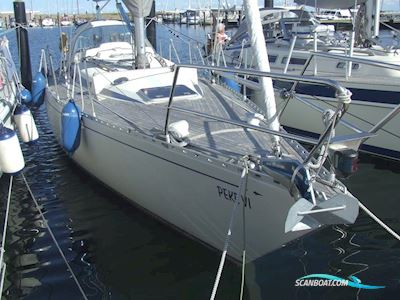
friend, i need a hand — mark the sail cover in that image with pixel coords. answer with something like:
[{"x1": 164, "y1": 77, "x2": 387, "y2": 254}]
[
  {"x1": 122, "y1": 0, "x2": 153, "y2": 18},
  {"x1": 295, "y1": 0, "x2": 367, "y2": 8}
]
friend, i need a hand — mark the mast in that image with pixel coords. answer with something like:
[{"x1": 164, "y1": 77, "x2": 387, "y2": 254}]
[
  {"x1": 122, "y1": 0, "x2": 153, "y2": 69},
  {"x1": 264, "y1": 0, "x2": 274, "y2": 7},
  {"x1": 243, "y1": 0, "x2": 280, "y2": 144},
  {"x1": 364, "y1": 0, "x2": 381, "y2": 40},
  {"x1": 373, "y1": 0, "x2": 381, "y2": 38},
  {"x1": 134, "y1": 16, "x2": 147, "y2": 68}
]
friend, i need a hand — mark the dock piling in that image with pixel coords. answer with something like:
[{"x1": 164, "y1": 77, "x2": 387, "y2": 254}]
[{"x1": 13, "y1": 0, "x2": 32, "y2": 91}]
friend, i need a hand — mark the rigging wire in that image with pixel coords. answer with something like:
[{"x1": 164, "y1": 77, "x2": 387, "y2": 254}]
[
  {"x1": 210, "y1": 158, "x2": 249, "y2": 300},
  {"x1": 0, "y1": 176, "x2": 13, "y2": 297},
  {"x1": 21, "y1": 173, "x2": 89, "y2": 300}
]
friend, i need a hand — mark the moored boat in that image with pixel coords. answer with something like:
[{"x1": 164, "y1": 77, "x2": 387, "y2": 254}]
[
  {"x1": 43, "y1": 0, "x2": 363, "y2": 263},
  {"x1": 41, "y1": 17, "x2": 55, "y2": 27},
  {"x1": 224, "y1": 5, "x2": 400, "y2": 160}
]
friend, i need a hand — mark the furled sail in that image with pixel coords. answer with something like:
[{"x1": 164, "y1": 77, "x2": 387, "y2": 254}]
[
  {"x1": 295, "y1": 0, "x2": 367, "y2": 8},
  {"x1": 121, "y1": 0, "x2": 153, "y2": 18}
]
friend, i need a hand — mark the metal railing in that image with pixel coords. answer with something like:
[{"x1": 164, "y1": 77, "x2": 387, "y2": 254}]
[{"x1": 164, "y1": 64, "x2": 353, "y2": 166}]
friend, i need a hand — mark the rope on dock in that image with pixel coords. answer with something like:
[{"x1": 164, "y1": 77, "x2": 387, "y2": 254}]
[
  {"x1": 0, "y1": 176, "x2": 13, "y2": 297},
  {"x1": 358, "y1": 200, "x2": 400, "y2": 241},
  {"x1": 210, "y1": 158, "x2": 249, "y2": 300},
  {"x1": 21, "y1": 173, "x2": 89, "y2": 300}
]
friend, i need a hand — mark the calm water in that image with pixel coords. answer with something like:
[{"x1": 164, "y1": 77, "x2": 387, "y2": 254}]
[{"x1": 0, "y1": 24, "x2": 399, "y2": 300}]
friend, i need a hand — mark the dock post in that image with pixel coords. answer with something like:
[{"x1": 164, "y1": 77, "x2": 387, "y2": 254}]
[{"x1": 13, "y1": 0, "x2": 32, "y2": 91}]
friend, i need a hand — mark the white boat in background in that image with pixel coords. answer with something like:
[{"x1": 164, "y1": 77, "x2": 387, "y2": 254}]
[
  {"x1": 224, "y1": 5, "x2": 400, "y2": 160},
  {"x1": 28, "y1": 20, "x2": 39, "y2": 27},
  {"x1": 186, "y1": 10, "x2": 200, "y2": 25},
  {"x1": 41, "y1": 17, "x2": 55, "y2": 27},
  {"x1": 60, "y1": 17, "x2": 72, "y2": 26},
  {"x1": 315, "y1": 9, "x2": 352, "y2": 21},
  {"x1": 200, "y1": 9, "x2": 213, "y2": 25},
  {"x1": 44, "y1": 0, "x2": 363, "y2": 265}
]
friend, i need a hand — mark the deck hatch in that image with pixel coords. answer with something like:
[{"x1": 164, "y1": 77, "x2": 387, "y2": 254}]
[{"x1": 138, "y1": 85, "x2": 197, "y2": 101}]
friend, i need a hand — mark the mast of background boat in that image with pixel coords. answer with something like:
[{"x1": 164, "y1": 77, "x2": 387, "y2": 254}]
[
  {"x1": 13, "y1": 0, "x2": 32, "y2": 91},
  {"x1": 346, "y1": 0, "x2": 357, "y2": 78},
  {"x1": 245, "y1": 0, "x2": 280, "y2": 150},
  {"x1": 122, "y1": 0, "x2": 152, "y2": 69}
]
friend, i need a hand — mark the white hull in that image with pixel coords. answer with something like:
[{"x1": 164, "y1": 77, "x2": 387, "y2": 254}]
[
  {"x1": 0, "y1": 83, "x2": 17, "y2": 177},
  {"x1": 225, "y1": 45, "x2": 400, "y2": 159},
  {"x1": 45, "y1": 92, "x2": 306, "y2": 262},
  {"x1": 187, "y1": 17, "x2": 200, "y2": 25},
  {"x1": 60, "y1": 20, "x2": 72, "y2": 27},
  {"x1": 42, "y1": 18, "x2": 55, "y2": 27},
  {"x1": 277, "y1": 88, "x2": 400, "y2": 159}
]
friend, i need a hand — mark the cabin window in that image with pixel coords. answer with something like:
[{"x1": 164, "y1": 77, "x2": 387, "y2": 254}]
[
  {"x1": 281, "y1": 57, "x2": 307, "y2": 65},
  {"x1": 336, "y1": 62, "x2": 360, "y2": 70}
]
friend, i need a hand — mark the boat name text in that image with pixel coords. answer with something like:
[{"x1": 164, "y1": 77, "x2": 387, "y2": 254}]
[{"x1": 217, "y1": 185, "x2": 252, "y2": 209}]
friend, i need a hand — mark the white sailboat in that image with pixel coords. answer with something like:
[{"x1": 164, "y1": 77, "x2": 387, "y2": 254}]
[
  {"x1": 224, "y1": 4, "x2": 400, "y2": 160},
  {"x1": 44, "y1": 0, "x2": 363, "y2": 262},
  {"x1": 0, "y1": 39, "x2": 18, "y2": 129},
  {"x1": 41, "y1": 17, "x2": 55, "y2": 27},
  {"x1": 0, "y1": 38, "x2": 24, "y2": 177}
]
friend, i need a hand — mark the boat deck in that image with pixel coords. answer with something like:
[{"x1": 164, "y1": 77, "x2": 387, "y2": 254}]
[{"x1": 49, "y1": 76, "x2": 308, "y2": 164}]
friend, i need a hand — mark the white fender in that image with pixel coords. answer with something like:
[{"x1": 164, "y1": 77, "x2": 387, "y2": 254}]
[
  {"x1": 0, "y1": 126, "x2": 25, "y2": 174},
  {"x1": 14, "y1": 105, "x2": 39, "y2": 143}
]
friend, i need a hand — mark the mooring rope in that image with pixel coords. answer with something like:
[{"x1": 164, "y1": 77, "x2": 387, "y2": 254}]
[
  {"x1": 240, "y1": 162, "x2": 249, "y2": 300},
  {"x1": 21, "y1": 173, "x2": 89, "y2": 300},
  {"x1": 0, "y1": 175, "x2": 12, "y2": 265},
  {"x1": 210, "y1": 158, "x2": 249, "y2": 300},
  {"x1": 0, "y1": 176, "x2": 13, "y2": 296},
  {"x1": 358, "y1": 200, "x2": 400, "y2": 241}
]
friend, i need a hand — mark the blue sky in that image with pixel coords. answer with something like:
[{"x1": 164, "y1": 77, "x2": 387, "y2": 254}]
[{"x1": 0, "y1": 0, "x2": 399, "y2": 14}]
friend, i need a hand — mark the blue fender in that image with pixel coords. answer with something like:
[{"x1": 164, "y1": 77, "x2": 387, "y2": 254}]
[
  {"x1": 20, "y1": 88, "x2": 32, "y2": 105},
  {"x1": 31, "y1": 72, "x2": 46, "y2": 107},
  {"x1": 61, "y1": 99, "x2": 81, "y2": 154}
]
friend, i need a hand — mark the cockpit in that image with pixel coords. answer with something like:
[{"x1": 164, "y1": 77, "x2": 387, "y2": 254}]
[{"x1": 72, "y1": 21, "x2": 134, "y2": 54}]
